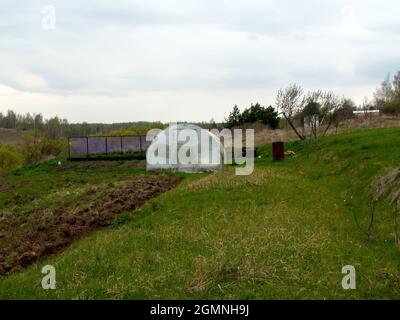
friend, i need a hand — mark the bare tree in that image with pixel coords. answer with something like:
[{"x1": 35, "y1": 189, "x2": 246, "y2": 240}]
[
  {"x1": 302, "y1": 90, "x2": 342, "y2": 138},
  {"x1": 374, "y1": 73, "x2": 394, "y2": 109},
  {"x1": 303, "y1": 90, "x2": 323, "y2": 139},
  {"x1": 276, "y1": 84, "x2": 306, "y2": 140},
  {"x1": 276, "y1": 85, "x2": 344, "y2": 140}
]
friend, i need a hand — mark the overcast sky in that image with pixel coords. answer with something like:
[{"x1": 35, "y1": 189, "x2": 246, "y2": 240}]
[{"x1": 0, "y1": 0, "x2": 399, "y2": 123}]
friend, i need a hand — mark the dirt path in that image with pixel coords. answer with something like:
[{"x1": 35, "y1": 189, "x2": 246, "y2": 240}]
[{"x1": 0, "y1": 184, "x2": 16, "y2": 193}]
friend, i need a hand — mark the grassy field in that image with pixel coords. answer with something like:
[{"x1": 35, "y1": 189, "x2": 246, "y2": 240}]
[
  {"x1": 0, "y1": 127, "x2": 399, "y2": 299},
  {"x1": 0, "y1": 128, "x2": 22, "y2": 146}
]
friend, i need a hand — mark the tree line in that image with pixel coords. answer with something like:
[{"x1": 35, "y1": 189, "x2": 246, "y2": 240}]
[
  {"x1": 2, "y1": 70, "x2": 399, "y2": 141},
  {"x1": 0, "y1": 110, "x2": 164, "y2": 139},
  {"x1": 225, "y1": 103, "x2": 280, "y2": 129},
  {"x1": 224, "y1": 91, "x2": 356, "y2": 139},
  {"x1": 225, "y1": 70, "x2": 400, "y2": 140}
]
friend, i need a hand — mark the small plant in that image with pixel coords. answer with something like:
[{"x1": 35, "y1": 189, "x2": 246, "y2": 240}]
[{"x1": 366, "y1": 199, "x2": 376, "y2": 241}]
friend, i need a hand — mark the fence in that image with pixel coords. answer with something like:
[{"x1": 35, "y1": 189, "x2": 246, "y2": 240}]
[{"x1": 68, "y1": 135, "x2": 152, "y2": 159}]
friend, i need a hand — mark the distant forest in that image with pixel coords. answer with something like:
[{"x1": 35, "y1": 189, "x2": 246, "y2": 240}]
[
  {"x1": 1, "y1": 71, "x2": 399, "y2": 139},
  {"x1": 0, "y1": 110, "x2": 167, "y2": 138}
]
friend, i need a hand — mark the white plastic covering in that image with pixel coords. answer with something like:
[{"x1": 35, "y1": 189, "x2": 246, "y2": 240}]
[{"x1": 146, "y1": 124, "x2": 222, "y2": 172}]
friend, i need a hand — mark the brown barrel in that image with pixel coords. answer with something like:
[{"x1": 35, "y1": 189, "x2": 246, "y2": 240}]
[{"x1": 272, "y1": 141, "x2": 285, "y2": 161}]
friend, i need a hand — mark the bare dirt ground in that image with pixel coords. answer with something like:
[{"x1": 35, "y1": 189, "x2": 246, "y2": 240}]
[
  {"x1": 0, "y1": 184, "x2": 17, "y2": 193},
  {"x1": 0, "y1": 174, "x2": 182, "y2": 275}
]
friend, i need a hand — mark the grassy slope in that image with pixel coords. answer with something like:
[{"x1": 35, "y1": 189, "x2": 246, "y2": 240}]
[{"x1": 0, "y1": 127, "x2": 399, "y2": 299}]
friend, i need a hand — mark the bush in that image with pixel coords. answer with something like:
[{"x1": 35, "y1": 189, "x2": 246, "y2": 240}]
[
  {"x1": 41, "y1": 138, "x2": 67, "y2": 157},
  {"x1": 382, "y1": 101, "x2": 400, "y2": 115},
  {"x1": 20, "y1": 133, "x2": 67, "y2": 165},
  {"x1": 0, "y1": 146, "x2": 22, "y2": 174}
]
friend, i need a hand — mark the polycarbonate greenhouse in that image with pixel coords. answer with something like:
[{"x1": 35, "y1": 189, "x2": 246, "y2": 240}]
[
  {"x1": 68, "y1": 135, "x2": 151, "y2": 158},
  {"x1": 146, "y1": 124, "x2": 222, "y2": 172}
]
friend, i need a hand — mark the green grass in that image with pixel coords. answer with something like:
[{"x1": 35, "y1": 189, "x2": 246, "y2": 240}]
[
  {"x1": 69, "y1": 151, "x2": 146, "y2": 161},
  {"x1": 0, "y1": 127, "x2": 400, "y2": 299}
]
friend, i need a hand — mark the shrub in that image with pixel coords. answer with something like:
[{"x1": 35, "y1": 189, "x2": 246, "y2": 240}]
[
  {"x1": 382, "y1": 100, "x2": 400, "y2": 115},
  {"x1": 41, "y1": 138, "x2": 67, "y2": 157},
  {"x1": 0, "y1": 146, "x2": 22, "y2": 174},
  {"x1": 20, "y1": 133, "x2": 67, "y2": 165}
]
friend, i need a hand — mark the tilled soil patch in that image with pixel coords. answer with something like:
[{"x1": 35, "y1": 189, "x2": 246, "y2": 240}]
[
  {"x1": 0, "y1": 174, "x2": 181, "y2": 276},
  {"x1": 0, "y1": 184, "x2": 16, "y2": 193}
]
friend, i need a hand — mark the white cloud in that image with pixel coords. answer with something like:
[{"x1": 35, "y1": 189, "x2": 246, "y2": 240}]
[{"x1": 0, "y1": 0, "x2": 399, "y2": 122}]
